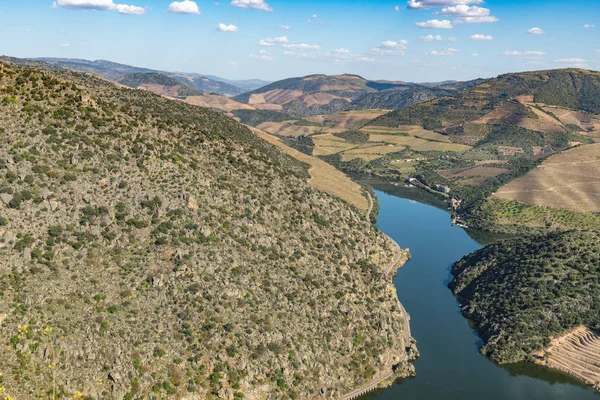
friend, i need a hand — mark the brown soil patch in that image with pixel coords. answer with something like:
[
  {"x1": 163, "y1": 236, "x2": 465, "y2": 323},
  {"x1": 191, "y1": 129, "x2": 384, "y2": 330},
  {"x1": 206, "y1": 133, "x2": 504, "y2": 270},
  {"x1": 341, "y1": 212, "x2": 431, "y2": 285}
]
[
  {"x1": 256, "y1": 121, "x2": 323, "y2": 137},
  {"x1": 474, "y1": 160, "x2": 508, "y2": 166},
  {"x1": 252, "y1": 103, "x2": 284, "y2": 111},
  {"x1": 250, "y1": 128, "x2": 369, "y2": 211},
  {"x1": 498, "y1": 146, "x2": 524, "y2": 156},
  {"x1": 494, "y1": 143, "x2": 600, "y2": 212},
  {"x1": 302, "y1": 93, "x2": 344, "y2": 106},
  {"x1": 535, "y1": 326, "x2": 600, "y2": 391},
  {"x1": 249, "y1": 89, "x2": 304, "y2": 105}
]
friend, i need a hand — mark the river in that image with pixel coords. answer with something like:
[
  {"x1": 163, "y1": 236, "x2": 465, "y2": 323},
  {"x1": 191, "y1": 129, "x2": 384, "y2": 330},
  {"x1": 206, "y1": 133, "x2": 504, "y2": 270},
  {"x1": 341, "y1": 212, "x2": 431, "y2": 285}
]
[{"x1": 364, "y1": 188, "x2": 598, "y2": 400}]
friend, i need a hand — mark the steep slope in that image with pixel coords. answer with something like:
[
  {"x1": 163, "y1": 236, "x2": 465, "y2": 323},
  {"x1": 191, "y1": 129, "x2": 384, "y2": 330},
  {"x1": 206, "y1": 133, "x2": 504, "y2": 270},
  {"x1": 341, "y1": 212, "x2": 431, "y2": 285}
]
[
  {"x1": 0, "y1": 62, "x2": 412, "y2": 399},
  {"x1": 349, "y1": 87, "x2": 453, "y2": 111},
  {"x1": 451, "y1": 230, "x2": 600, "y2": 365},
  {"x1": 117, "y1": 72, "x2": 202, "y2": 98}
]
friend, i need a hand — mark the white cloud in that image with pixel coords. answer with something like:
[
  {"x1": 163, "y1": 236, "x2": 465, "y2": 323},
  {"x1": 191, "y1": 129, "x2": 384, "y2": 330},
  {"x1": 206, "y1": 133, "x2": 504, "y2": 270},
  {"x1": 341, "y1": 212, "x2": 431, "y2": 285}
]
[
  {"x1": 259, "y1": 36, "x2": 288, "y2": 46},
  {"x1": 597, "y1": 50, "x2": 600, "y2": 55},
  {"x1": 528, "y1": 27, "x2": 544, "y2": 35},
  {"x1": 471, "y1": 34, "x2": 493, "y2": 41},
  {"x1": 583, "y1": 24, "x2": 595, "y2": 29},
  {"x1": 278, "y1": 25, "x2": 290, "y2": 30},
  {"x1": 555, "y1": 58, "x2": 588, "y2": 68},
  {"x1": 53, "y1": 0, "x2": 146, "y2": 14},
  {"x1": 330, "y1": 49, "x2": 376, "y2": 63},
  {"x1": 217, "y1": 23, "x2": 238, "y2": 32},
  {"x1": 448, "y1": 36, "x2": 457, "y2": 42},
  {"x1": 231, "y1": 0, "x2": 272, "y2": 11},
  {"x1": 416, "y1": 19, "x2": 453, "y2": 29},
  {"x1": 115, "y1": 4, "x2": 145, "y2": 13},
  {"x1": 502, "y1": 50, "x2": 545, "y2": 57},
  {"x1": 421, "y1": 34, "x2": 442, "y2": 41},
  {"x1": 283, "y1": 43, "x2": 321, "y2": 50},
  {"x1": 438, "y1": 5, "x2": 498, "y2": 24},
  {"x1": 407, "y1": 0, "x2": 483, "y2": 9},
  {"x1": 394, "y1": 5, "x2": 400, "y2": 11},
  {"x1": 425, "y1": 48, "x2": 460, "y2": 56},
  {"x1": 370, "y1": 40, "x2": 408, "y2": 56},
  {"x1": 167, "y1": 0, "x2": 200, "y2": 14},
  {"x1": 283, "y1": 51, "x2": 317, "y2": 59},
  {"x1": 472, "y1": 53, "x2": 479, "y2": 56},
  {"x1": 249, "y1": 50, "x2": 273, "y2": 61},
  {"x1": 60, "y1": 43, "x2": 70, "y2": 47}
]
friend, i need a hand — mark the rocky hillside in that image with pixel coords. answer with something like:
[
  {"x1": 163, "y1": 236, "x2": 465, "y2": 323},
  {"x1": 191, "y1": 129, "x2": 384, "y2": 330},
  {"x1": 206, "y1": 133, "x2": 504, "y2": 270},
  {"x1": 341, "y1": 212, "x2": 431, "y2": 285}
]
[
  {"x1": 450, "y1": 230, "x2": 600, "y2": 364},
  {"x1": 0, "y1": 62, "x2": 411, "y2": 399},
  {"x1": 117, "y1": 72, "x2": 202, "y2": 98},
  {"x1": 170, "y1": 74, "x2": 245, "y2": 97}
]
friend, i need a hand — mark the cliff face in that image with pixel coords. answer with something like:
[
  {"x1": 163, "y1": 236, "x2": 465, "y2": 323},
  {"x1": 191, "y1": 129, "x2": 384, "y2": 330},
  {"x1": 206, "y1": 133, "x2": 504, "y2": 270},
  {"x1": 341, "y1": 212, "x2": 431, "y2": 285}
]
[{"x1": 0, "y1": 61, "x2": 411, "y2": 399}]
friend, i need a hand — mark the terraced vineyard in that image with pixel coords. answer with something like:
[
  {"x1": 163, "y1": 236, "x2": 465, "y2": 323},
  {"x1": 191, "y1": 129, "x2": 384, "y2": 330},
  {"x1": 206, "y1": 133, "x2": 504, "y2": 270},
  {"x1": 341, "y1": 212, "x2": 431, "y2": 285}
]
[{"x1": 538, "y1": 327, "x2": 600, "y2": 390}]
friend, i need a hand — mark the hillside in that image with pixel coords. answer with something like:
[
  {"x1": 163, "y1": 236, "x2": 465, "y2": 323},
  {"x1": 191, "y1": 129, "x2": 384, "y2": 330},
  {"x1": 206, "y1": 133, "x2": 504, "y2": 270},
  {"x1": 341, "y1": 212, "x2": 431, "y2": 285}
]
[
  {"x1": 232, "y1": 74, "x2": 424, "y2": 117},
  {"x1": 360, "y1": 69, "x2": 600, "y2": 232},
  {"x1": 0, "y1": 61, "x2": 413, "y2": 399},
  {"x1": 450, "y1": 230, "x2": 600, "y2": 365},
  {"x1": 117, "y1": 72, "x2": 202, "y2": 98},
  {"x1": 170, "y1": 74, "x2": 245, "y2": 97}
]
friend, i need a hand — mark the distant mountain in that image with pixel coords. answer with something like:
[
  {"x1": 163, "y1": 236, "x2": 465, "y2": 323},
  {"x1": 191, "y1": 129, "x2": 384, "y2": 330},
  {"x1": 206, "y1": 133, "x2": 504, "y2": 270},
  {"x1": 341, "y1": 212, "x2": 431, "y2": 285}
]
[
  {"x1": 33, "y1": 57, "x2": 156, "y2": 80},
  {"x1": 169, "y1": 74, "x2": 245, "y2": 96},
  {"x1": 232, "y1": 74, "x2": 425, "y2": 117},
  {"x1": 117, "y1": 72, "x2": 202, "y2": 98},
  {"x1": 204, "y1": 75, "x2": 270, "y2": 92},
  {"x1": 31, "y1": 57, "x2": 261, "y2": 97}
]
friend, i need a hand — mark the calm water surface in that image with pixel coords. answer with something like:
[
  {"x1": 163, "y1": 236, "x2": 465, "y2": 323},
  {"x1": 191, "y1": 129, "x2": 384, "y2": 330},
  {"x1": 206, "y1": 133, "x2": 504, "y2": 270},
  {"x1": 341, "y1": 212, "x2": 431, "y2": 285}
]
[{"x1": 366, "y1": 189, "x2": 598, "y2": 400}]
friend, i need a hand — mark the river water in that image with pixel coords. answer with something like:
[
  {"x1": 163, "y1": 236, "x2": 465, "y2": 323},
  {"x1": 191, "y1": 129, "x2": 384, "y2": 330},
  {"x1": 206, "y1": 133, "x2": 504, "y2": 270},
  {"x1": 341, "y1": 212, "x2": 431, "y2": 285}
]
[{"x1": 364, "y1": 188, "x2": 598, "y2": 400}]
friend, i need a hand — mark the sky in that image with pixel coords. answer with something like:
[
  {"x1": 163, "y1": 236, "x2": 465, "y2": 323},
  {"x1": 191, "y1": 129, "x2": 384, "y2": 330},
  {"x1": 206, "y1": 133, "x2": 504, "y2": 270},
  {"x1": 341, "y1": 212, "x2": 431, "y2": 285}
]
[{"x1": 0, "y1": 0, "x2": 599, "y2": 82}]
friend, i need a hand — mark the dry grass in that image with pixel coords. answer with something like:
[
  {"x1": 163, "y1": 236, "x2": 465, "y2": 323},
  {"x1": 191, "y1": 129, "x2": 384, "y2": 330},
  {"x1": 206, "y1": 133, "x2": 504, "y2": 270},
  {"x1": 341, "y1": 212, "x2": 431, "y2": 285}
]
[
  {"x1": 475, "y1": 160, "x2": 508, "y2": 166},
  {"x1": 184, "y1": 94, "x2": 254, "y2": 112},
  {"x1": 368, "y1": 134, "x2": 470, "y2": 152},
  {"x1": 362, "y1": 125, "x2": 451, "y2": 143},
  {"x1": 312, "y1": 134, "x2": 358, "y2": 156},
  {"x1": 250, "y1": 128, "x2": 369, "y2": 211},
  {"x1": 341, "y1": 144, "x2": 406, "y2": 162},
  {"x1": 494, "y1": 143, "x2": 600, "y2": 212},
  {"x1": 535, "y1": 326, "x2": 600, "y2": 390}
]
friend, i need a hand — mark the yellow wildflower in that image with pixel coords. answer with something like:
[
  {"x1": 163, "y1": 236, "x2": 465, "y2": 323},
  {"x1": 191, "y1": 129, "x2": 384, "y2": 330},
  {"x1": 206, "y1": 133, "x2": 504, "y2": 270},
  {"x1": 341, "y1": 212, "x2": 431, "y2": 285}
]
[
  {"x1": 73, "y1": 391, "x2": 83, "y2": 399},
  {"x1": 44, "y1": 326, "x2": 53, "y2": 335},
  {"x1": 0, "y1": 386, "x2": 5, "y2": 392}
]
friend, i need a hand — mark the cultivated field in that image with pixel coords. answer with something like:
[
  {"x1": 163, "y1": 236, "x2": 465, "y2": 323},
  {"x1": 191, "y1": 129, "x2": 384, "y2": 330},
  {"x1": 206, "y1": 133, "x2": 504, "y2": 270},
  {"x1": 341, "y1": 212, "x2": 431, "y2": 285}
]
[
  {"x1": 250, "y1": 128, "x2": 369, "y2": 211},
  {"x1": 341, "y1": 144, "x2": 406, "y2": 162},
  {"x1": 308, "y1": 109, "x2": 390, "y2": 129},
  {"x1": 536, "y1": 326, "x2": 600, "y2": 391},
  {"x1": 494, "y1": 143, "x2": 600, "y2": 212},
  {"x1": 369, "y1": 134, "x2": 470, "y2": 152},
  {"x1": 256, "y1": 121, "x2": 324, "y2": 137},
  {"x1": 362, "y1": 125, "x2": 452, "y2": 142},
  {"x1": 312, "y1": 134, "x2": 358, "y2": 156}
]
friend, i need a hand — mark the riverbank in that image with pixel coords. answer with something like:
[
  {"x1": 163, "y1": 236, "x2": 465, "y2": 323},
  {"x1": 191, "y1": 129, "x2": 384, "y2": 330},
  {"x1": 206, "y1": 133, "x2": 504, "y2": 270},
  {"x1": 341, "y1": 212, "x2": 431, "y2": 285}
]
[{"x1": 365, "y1": 190, "x2": 598, "y2": 400}]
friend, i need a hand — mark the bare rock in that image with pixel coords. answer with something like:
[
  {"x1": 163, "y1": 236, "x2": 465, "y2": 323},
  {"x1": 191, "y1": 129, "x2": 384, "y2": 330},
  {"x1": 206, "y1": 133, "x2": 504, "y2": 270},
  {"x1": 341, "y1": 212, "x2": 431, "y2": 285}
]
[
  {"x1": 187, "y1": 194, "x2": 198, "y2": 210},
  {"x1": 0, "y1": 193, "x2": 13, "y2": 205}
]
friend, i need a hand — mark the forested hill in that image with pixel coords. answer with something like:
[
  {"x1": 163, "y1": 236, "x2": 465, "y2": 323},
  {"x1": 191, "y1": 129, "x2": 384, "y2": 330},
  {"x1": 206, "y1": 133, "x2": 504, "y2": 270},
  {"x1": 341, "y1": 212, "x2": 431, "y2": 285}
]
[
  {"x1": 0, "y1": 60, "x2": 410, "y2": 399},
  {"x1": 450, "y1": 230, "x2": 600, "y2": 364}
]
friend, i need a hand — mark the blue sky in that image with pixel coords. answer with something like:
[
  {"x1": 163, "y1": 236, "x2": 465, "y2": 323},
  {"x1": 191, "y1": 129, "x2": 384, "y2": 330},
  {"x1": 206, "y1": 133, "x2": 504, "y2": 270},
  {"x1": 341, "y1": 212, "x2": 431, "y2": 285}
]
[{"x1": 0, "y1": 0, "x2": 599, "y2": 82}]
